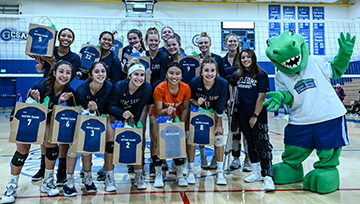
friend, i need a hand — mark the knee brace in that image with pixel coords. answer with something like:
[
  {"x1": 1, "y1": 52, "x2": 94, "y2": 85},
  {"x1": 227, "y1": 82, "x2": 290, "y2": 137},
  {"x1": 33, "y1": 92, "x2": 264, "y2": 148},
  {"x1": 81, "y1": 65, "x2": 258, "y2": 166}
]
[
  {"x1": 46, "y1": 146, "x2": 59, "y2": 161},
  {"x1": 151, "y1": 155, "x2": 162, "y2": 166},
  {"x1": 214, "y1": 135, "x2": 224, "y2": 147},
  {"x1": 105, "y1": 141, "x2": 114, "y2": 154},
  {"x1": 232, "y1": 140, "x2": 240, "y2": 151},
  {"x1": 67, "y1": 145, "x2": 78, "y2": 158},
  {"x1": 11, "y1": 151, "x2": 28, "y2": 167},
  {"x1": 174, "y1": 158, "x2": 185, "y2": 165}
]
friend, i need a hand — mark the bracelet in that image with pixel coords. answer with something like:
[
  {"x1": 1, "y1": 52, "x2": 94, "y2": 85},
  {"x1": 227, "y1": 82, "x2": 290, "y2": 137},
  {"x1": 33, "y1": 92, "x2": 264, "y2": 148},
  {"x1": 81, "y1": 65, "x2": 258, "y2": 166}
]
[{"x1": 252, "y1": 113, "x2": 258, "y2": 118}]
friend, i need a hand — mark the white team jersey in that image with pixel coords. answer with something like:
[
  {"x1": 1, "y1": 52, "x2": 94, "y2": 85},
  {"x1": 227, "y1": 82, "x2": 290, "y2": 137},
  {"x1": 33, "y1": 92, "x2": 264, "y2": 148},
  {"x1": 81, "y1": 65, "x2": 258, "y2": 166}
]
[{"x1": 275, "y1": 55, "x2": 346, "y2": 125}]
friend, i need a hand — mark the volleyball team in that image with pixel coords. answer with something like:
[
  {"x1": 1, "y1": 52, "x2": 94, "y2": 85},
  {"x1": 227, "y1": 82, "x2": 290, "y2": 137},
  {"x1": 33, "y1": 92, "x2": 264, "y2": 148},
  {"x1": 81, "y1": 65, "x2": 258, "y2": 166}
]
[{"x1": 1, "y1": 26, "x2": 275, "y2": 204}]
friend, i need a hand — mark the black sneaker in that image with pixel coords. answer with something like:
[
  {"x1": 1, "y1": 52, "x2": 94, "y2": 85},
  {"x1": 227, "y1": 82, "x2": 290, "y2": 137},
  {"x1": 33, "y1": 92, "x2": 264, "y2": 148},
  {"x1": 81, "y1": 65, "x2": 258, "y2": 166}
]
[
  {"x1": 128, "y1": 165, "x2": 134, "y2": 173},
  {"x1": 149, "y1": 163, "x2": 155, "y2": 177},
  {"x1": 63, "y1": 184, "x2": 77, "y2": 197},
  {"x1": 32, "y1": 169, "x2": 44, "y2": 181},
  {"x1": 56, "y1": 173, "x2": 67, "y2": 186},
  {"x1": 85, "y1": 182, "x2": 97, "y2": 194}
]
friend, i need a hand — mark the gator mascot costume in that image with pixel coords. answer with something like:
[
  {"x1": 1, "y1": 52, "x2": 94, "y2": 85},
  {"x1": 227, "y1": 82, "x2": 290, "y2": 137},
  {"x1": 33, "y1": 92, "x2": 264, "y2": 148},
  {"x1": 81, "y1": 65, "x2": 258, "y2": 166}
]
[{"x1": 263, "y1": 29, "x2": 356, "y2": 194}]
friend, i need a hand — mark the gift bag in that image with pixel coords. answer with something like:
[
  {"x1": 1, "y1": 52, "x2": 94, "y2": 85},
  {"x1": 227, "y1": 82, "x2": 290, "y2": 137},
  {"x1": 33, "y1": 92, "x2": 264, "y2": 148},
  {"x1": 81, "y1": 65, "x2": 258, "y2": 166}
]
[
  {"x1": 179, "y1": 56, "x2": 200, "y2": 84},
  {"x1": 113, "y1": 127, "x2": 143, "y2": 165},
  {"x1": 72, "y1": 114, "x2": 106, "y2": 154},
  {"x1": 78, "y1": 43, "x2": 101, "y2": 71},
  {"x1": 157, "y1": 117, "x2": 186, "y2": 160},
  {"x1": 9, "y1": 102, "x2": 48, "y2": 144},
  {"x1": 128, "y1": 56, "x2": 151, "y2": 84},
  {"x1": 48, "y1": 105, "x2": 82, "y2": 144},
  {"x1": 188, "y1": 111, "x2": 215, "y2": 146},
  {"x1": 25, "y1": 23, "x2": 57, "y2": 57},
  {"x1": 112, "y1": 38, "x2": 124, "y2": 59}
]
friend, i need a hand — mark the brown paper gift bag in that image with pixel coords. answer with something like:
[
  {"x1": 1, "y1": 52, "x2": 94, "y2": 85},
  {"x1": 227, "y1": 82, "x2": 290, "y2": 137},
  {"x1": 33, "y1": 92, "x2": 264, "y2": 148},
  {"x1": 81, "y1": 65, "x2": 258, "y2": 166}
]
[
  {"x1": 25, "y1": 23, "x2": 56, "y2": 57},
  {"x1": 112, "y1": 38, "x2": 124, "y2": 59},
  {"x1": 9, "y1": 102, "x2": 48, "y2": 144},
  {"x1": 72, "y1": 114, "x2": 106, "y2": 154},
  {"x1": 157, "y1": 122, "x2": 186, "y2": 160},
  {"x1": 128, "y1": 56, "x2": 151, "y2": 84},
  {"x1": 113, "y1": 127, "x2": 143, "y2": 165},
  {"x1": 178, "y1": 56, "x2": 201, "y2": 84},
  {"x1": 48, "y1": 105, "x2": 82, "y2": 144},
  {"x1": 188, "y1": 111, "x2": 215, "y2": 146}
]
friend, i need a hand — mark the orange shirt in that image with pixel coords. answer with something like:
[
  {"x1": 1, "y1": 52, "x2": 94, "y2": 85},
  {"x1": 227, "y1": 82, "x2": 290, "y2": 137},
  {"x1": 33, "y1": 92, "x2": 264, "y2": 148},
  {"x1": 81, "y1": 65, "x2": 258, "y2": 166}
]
[{"x1": 151, "y1": 81, "x2": 191, "y2": 118}]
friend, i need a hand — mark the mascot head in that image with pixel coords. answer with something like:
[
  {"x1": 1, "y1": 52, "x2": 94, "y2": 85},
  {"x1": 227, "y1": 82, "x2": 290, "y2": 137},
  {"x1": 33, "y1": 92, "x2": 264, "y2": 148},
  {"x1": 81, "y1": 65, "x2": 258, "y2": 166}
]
[{"x1": 265, "y1": 29, "x2": 309, "y2": 74}]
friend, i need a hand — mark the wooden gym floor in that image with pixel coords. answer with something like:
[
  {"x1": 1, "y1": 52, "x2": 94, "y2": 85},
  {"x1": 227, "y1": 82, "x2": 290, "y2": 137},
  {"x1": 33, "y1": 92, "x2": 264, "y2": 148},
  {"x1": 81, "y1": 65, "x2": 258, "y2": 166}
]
[{"x1": 0, "y1": 107, "x2": 359, "y2": 204}]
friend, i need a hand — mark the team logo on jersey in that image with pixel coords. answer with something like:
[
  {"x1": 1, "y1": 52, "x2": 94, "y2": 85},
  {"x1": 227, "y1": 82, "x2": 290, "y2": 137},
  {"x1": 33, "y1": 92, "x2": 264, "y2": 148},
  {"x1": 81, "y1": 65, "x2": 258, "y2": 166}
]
[
  {"x1": 0, "y1": 28, "x2": 28, "y2": 42},
  {"x1": 294, "y1": 78, "x2": 316, "y2": 94},
  {"x1": 192, "y1": 34, "x2": 200, "y2": 47}
]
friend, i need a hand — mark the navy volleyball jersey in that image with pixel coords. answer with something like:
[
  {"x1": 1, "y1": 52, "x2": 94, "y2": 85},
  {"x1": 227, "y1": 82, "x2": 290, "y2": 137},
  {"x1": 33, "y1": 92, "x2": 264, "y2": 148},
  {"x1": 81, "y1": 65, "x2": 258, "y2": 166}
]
[
  {"x1": 179, "y1": 57, "x2": 200, "y2": 84},
  {"x1": 15, "y1": 107, "x2": 46, "y2": 142},
  {"x1": 189, "y1": 76, "x2": 228, "y2": 115},
  {"x1": 54, "y1": 109, "x2": 78, "y2": 143},
  {"x1": 200, "y1": 53, "x2": 225, "y2": 78},
  {"x1": 81, "y1": 119, "x2": 105, "y2": 152},
  {"x1": 115, "y1": 131, "x2": 141, "y2": 163},
  {"x1": 231, "y1": 71, "x2": 270, "y2": 113},
  {"x1": 108, "y1": 79, "x2": 152, "y2": 123},
  {"x1": 101, "y1": 51, "x2": 126, "y2": 84},
  {"x1": 79, "y1": 46, "x2": 100, "y2": 71},
  {"x1": 223, "y1": 53, "x2": 238, "y2": 82},
  {"x1": 190, "y1": 114, "x2": 214, "y2": 144},
  {"x1": 160, "y1": 125, "x2": 184, "y2": 158},
  {"x1": 146, "y1": 51, "x2": 170, "y2": 88},
  {"x1": 29, "y1": 27, "x2": 54, "y2": 55},
  {"x1": 42, "y1": 47, "x2": 81, "y2": 79},
  {"x1": 76, "y1": 80, "x2": 113, "y2": 114}
]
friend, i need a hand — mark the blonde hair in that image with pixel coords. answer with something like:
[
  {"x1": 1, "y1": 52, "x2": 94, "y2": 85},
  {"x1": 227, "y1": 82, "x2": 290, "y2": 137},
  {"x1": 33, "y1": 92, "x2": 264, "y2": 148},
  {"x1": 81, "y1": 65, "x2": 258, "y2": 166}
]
[
  {"x1": 199, "y1": 31, "x2": 211, "y2": 43},
  {"x1": 145, "y1": 27, "x2": 159, "y2": 41}
]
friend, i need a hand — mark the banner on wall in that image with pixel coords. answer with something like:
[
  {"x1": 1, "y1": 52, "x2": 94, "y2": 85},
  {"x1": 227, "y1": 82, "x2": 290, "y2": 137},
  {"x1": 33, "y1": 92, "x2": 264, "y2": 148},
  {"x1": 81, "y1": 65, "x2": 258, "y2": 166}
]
[
  {"x1": 0, "y1": 28, "x2": 28, "y2": 43},
  {"x1": 283, "y1": 23, "x2": 296, "y2": 32},
  {"x1": 298, "y1": 6, "x2": 310, "y2": 20},
  {"x1": 269, "y1": 22, "x2": 281, "y2": 38},
  {"x1": 283, "y1": 6, "x2": 296, "y2": 20},
  {"x1": 313, "y1": 23, "x2": 325, "y2": 55},
  {"x1": 313, "y1": 7, "x2": 325, "y2": 20},
  {"x1": 298, "y1": 23, "x2": 311, "y2": 54},
  {"x1": 269, "y1": 5, "x2": 281, "y2": 20}
]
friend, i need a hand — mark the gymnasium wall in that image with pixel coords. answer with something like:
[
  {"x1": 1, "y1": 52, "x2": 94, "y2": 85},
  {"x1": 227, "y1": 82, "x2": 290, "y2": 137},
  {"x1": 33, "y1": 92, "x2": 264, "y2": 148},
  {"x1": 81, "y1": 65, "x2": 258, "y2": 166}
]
[{"x1": 1, "y1": 0, "x2": 360, "y2": 107}]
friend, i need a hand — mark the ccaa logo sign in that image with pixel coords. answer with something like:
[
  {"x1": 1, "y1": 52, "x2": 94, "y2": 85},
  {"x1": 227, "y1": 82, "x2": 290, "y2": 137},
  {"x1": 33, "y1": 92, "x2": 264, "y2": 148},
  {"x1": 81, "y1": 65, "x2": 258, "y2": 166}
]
[{"x1": 0, "y1": 28, "x2": 28, "y2": 42}]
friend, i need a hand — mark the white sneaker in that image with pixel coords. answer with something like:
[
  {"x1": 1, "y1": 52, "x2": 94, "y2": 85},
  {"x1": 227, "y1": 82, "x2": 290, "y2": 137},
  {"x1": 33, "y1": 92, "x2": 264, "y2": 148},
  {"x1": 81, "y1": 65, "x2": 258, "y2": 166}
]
[
  {"x1": 1, "y1": 183, "x2": 17, "y2": 204},
  {"x1": 216, "y1": 171, "x2": 227, "y2": 185},
  {"x1": 208, "y1": 155, "x2": 217, "y2": 169},
  {"x1": 230, "y1": 158, "x2": 240, "y2": 169},
  {"x1": 176, "y1": 165, "x2": 188, "y2": 187},
  {"x1": 182, "y1": 160, "x2": 188, "y2": 176},
  {"x1": 134, "y1": 173, "x2": 147, "y2": 190},
  {"x1": 41, "y1": 177, "x2": 60, "y2": 196},
  {"x1": 244, "y1": 171, "x2": 263, "y2": 183},
  {"x1": 264, "y1": 176, "x2": 275, "y2": 192},
  {"x1": 105, "y1": 174, "x2": 116, "y2": 192},
  {"x1": 169, "y1": 161, "x2": 176, "y2": 174},
  {"x1": 186, "y1": 170, "x2": 196, "y2": 184},
  {"x1": 242, "y1": 159, "x2": 252, "y2": 172},
  {"x1": 154, "y1": 167, "x2": 164, "y2": 188},
  {"x1": 201, "y1": 155, "x2": 208, "y2": 168}
]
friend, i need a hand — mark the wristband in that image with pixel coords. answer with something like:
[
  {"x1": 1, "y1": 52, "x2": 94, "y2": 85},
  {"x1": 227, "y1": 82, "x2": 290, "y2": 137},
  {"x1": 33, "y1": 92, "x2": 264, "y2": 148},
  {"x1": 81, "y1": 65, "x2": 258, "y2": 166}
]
[{"x1": 252, "y1": 113, "x2": 258, "y2": 118}]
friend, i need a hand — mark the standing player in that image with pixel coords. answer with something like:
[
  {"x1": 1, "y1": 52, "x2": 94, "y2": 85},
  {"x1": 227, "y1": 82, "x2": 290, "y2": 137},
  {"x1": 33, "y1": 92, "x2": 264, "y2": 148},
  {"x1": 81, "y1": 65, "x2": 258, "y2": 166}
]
[
  {"x1": 150, "y1": 62, "x2": 191, "y2": 188},
  {"x1": 2, "y1": 61, "x2": 76, "y2": 203},
  {"x1": 105, "y1": 58, "x2": 152, "y2": 191},
  {"x1": 62, "y1": 61, "x2": 113, "y2": 196},
  {"x1": 231, "y1": 49, "x2": 275, "y2": 191},
  {"x1": 159, "y1": 26, "x2": 185, "y2": 56},
  {"x1": 30, "y1": 28, "x2": 81, "y2": 184},
  {"x1": 121, "y1": 29, "x2": 146, "y2": 73},
  {"x1": 187, "y1": 56, "x2": 228, "y2": 185}
]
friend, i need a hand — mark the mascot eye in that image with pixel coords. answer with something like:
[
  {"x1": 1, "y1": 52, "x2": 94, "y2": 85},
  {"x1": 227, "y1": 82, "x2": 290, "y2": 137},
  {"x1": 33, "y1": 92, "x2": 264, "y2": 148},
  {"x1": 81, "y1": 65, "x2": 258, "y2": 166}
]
[
  {"x1": 288, "y1": 30, "x2": 294, "y2": 36},
  {"x1": 266, "y1": 40, "x2": 270, "y2": 47}
]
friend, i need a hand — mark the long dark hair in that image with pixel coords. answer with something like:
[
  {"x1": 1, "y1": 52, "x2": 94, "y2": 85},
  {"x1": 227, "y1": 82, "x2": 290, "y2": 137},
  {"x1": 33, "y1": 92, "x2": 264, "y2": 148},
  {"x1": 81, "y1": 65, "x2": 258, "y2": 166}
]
[
  {"x1": 45, "y1": 60, "x2": 74, "y2": 96},
  {"x1": 58, "y1": 28, "x2": 75, "y2": 40},
  {"x1": 165, "y1": 61, "x2": 184, "y2": 75},
  {"x1": 99, "y1": 31, "x2": 114, "y2": 43},
  {"x1": 234, "y1": 49, "x2": 267, "y2": 81},
  {"x1": 127, "y1": 29, "x2": 146, "y2": 50},
  {"x1": 87, "y1": 61, "x2": 108, "y2": 82}
]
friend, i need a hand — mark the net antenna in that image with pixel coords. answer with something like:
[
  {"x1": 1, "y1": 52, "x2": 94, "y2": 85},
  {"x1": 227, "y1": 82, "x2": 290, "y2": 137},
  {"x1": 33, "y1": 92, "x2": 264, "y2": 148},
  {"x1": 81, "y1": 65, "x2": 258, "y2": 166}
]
[{"x1": 123, "y1": 0, "x2": 157, "y2": 18}]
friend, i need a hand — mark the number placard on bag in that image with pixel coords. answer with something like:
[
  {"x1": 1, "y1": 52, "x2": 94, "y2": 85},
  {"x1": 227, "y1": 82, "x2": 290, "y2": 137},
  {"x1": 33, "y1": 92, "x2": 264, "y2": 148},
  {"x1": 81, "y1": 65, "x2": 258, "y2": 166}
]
[
  {"x1": 157, "y1": 122, "x2": 186, "y2": 160},
  {"x1": 179, "y1": 56, "x2": 200, "y2": 84},
  {"x1": 72, "y1": 114, "x2": 106, "y2": 154},
  {"x1": 128, "y1": 56, "x2": 151, "y2": 84},
  {"x1": 10, "y1": 102, "x2": 48, "y2": 144},
  {"x1": 78, "y1": 44, "x2": 101, "y2": 71},
  {"x1": 113, "y1": 128, "x2": 143, "y2": 165},
  {"x1": 188, "y1": 111, "x2": 215, "y2": 146},
  {"x1": 25, "y1": 23, "x2": 57, "y2": 57},
  {"x1": 48, "y1": 105, "x2": 82, "y2": 144}
]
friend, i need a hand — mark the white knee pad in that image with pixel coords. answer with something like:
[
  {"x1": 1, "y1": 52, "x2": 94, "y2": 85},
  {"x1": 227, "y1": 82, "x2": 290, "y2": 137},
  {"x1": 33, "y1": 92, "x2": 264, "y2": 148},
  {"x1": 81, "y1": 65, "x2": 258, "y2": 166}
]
[
  {"x1": 67, "y1": 144, "x2": 78, "y2": 158},
  {"x1": 232, "y1": 140, "x2": 240, "y2": 151},
  {"x1": 214, "y1": 135, "x2": 224, "y2": 147}
]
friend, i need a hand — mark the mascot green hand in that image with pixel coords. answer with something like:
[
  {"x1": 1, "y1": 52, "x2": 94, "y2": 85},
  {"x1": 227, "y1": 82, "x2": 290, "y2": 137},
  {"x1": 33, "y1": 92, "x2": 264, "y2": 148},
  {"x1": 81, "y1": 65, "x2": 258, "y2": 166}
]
[{"x1": 265, "y1": 30, "x2": 355, "y2": 194}]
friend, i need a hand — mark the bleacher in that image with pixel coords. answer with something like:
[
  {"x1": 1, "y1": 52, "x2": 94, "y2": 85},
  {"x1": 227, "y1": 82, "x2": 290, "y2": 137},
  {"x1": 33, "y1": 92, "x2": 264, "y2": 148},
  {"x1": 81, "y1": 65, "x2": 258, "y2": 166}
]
[{"x1": 342, "y1": 78, "x2": 360, "y2": 108}]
